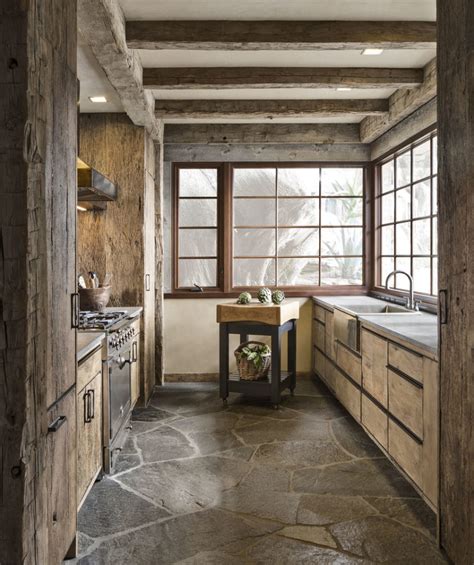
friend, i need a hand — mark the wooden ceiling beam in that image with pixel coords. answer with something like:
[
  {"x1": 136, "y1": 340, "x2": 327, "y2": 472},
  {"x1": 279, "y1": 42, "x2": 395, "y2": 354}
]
[
  {"x1": 360, "y1": 58, "x2": 437, "y2": 142},
  {"x1": 144, "y1": 67, "x2": 423, "y2": 90},
  {"x1": 164, "y1": 123, "x2": 361, "y2": 144},
  {"x1": 155, "y1": 98, "x2": 389, "y2": 119},
  {"x1": 127, "y1": 20, "x2": 436, "y2": 50}
]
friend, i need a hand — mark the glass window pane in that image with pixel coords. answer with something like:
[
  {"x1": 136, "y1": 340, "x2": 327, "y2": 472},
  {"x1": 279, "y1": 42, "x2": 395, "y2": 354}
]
[
  {"x1": 178, "y1": 259, "x2": 216, "y2": 287},
  {"x1": 278, "y1": 198, "x2": 319, "y2": 226},
  {"x1": 278, "y1": 258, "x2": 319, "y2": 286},
  {"x1": 321, "y1": 198, "x2": 363, "y2": 226},
  {"x1": 413, "y1": 180, "x2": 431, "y2": 218},
  {"x1": 321, "y1": 168, "x2": 363, "y2": 196},
  {"x1": 179, "y1": 169, "x2": 217, "y2": 197},
  {"x1": 395, "y1": 257, "x2": 411, "y2": 290},
  {"x1": 381, "y1": 225, "x2": 394, "y2": 255},
  {"x1": 432, "y1": 257, "x2": 438, "y2": 295},
  {"x1": 234, "y1": 228, "x2": 275, "y2": 257},
  {"x1": 413, "y1": 219, "x2": 431, "y2": 254},
  {"x1": 432, "y1": 136, "x2": 437, "y2": 175},
  {"x1": 413, "y1": 140, "x2": 431, "y2": 181},
  {"x1": 396, "y1": 222, "x2": 411, "y2": 255},
  {"x1": 432, "y1": 176, "x2": 438, "y2": 214},
  {"x1": 321, "y1": 227, "x2": 363, "y2": 256},
  {"x1": 396, "y1": 187, "x2": 411, "y2": 222},
  {"x1": 179, "y1": 229, "x2": 216, "y2": 257},
  {"x1": 234, "y1": 198, "x2": 275, "y2": 227},
  {"x1": 278, "y1": 228, "x2": 319, "y2": 257},
  {"x1": 179, "y1": 199, "x2": 217, "y2": 227},
  {"x1": 278, "y1": 168, "x2": 319, "y2": 196},
  {"x1": 233, "y1": 168, "x2": 275, "y2": 196},
  {"x1": 233, "y1": 258, "x2": 275, "y2": 287},
  {"x1": 382, "y1": 193, "x2": 394, "y2": 224},
  {"x1": 413, "y1": 257, "x2": 431, "y2": 294},
  {"x1": 432, "y1": 217, "x2": 438, "y2": 255},
  {"x1": 396, "y1": 151, "x2": 411, "y2": 187},
  {"x1": 381, "y1": 257, "x2": 395, "y2": 285},
  {"x1": 381, "y1": 160, "x2": 394, "y2": 193},
  {"x1": 321, "y1": 257, "x2": 363, "y2": 285}
]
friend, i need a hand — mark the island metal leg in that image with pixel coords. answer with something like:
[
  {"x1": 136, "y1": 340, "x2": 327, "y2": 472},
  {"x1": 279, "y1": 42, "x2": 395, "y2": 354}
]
[
  {"x1": 288, "y1": 320, "x2": 297, "y2": 395},
  {"x1": 271, "y1": 326, "x2": 282, "y2": 408},
  {"x1": 219, "y1": 323, "x2": 229, "y2": 406}
]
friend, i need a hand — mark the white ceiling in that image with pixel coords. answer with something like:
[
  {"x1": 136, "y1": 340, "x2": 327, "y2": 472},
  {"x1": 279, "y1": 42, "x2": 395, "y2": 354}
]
[
  {"x1": 119, "y1": 0, "x2": 436, "y2": 21},
  {"x1": 78, "y1": 33, "x2": 123, "y2": 113}
]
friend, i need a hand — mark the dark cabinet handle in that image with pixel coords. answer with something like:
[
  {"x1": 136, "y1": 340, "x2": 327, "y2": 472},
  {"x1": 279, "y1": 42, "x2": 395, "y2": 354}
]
[
  {"x1": 71, "y1": 293, "x2": 79, "y2": 328},
  {"x1": 84, "y1": 391, "x2": 92, "y2": 423},
  {"x1": 89, "y1": 388, "x2": 95, "y2": 420},
  {"x1": 48, "y1": 415, "x2": 67, "y2": 433},
  {"x1": 132, "y1": 341, "x2": 138, "y2": 362}
]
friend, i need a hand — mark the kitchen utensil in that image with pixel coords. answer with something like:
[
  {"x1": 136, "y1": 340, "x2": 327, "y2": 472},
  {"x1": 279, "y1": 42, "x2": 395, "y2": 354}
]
[
  {"x1": 102, "y1": 273, "x2": 112, "y2": 287},
  {"x1": 89, "y1": 271, "x2": 99, "y2": 289},
  {"x1": 78, "y1": 275, "x2": 87, "y2": 289}
]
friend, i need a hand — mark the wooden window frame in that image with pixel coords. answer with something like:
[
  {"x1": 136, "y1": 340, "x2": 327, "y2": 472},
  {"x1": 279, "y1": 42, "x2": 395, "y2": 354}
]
[
  {"x1": 372, "y1": 127, "x2": 438, "y2": 304},
  {"x1": 168, "y1": 161, "x2": 371, "y2": 298}
]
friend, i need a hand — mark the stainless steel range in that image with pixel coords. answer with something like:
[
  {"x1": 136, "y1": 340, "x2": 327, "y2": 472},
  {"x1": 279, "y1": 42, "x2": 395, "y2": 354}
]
[{"x1": 79, "y1": 309, "x2": 140, "y2": 472}]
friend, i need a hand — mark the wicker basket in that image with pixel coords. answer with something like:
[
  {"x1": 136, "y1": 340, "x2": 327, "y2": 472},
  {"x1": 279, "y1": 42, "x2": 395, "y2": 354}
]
[
  {"x1": 79, "y1": 286, "x2": 111, "y2": 312},
  {"x1": 234, "y1": 341, "x2": 271, "y2": 381}
]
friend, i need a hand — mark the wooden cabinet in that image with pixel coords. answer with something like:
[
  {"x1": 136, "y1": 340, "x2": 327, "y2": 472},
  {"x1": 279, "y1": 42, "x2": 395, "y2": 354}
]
[
  {"x1": 313, "y1": 319, "x2": 325, "y2": 351},
  {"x1": 361, "y1": 329, "x2": 388, "y2": 407},
  {"x1": 388, "y1": 342, "x2": 423, "y2": 384},
  {"x1": 362, "y1": 394, "x2": 388, "y2": 449},
  {"x1": 77, "y1": 348, "x2": 103, "y2": 509},
  {"x1": 130, "y1": 317, "x2": 141, "y2": 406},
  {"x1": 313, "y1": 347, "x2": 326, "y2": 380},
  {"x1": 389, "y1": 419, "x2": 423, "y2": 486},
  {"x1": 325, "y1": 311, "x2": 336, "y2": 360},
  {"x1": 47, "y1": 388, "x2": 76, "y2": 564},
  {"x1": 388, "y1": 369, "x2": 423, "y2": 439},
  {"x1": 313, "y1": 304, "x2": 326, "y2": 323},
  {"x1": 336, "y1": 341, "x2": 362, "y2": 385},
  {"x1": 335, "y1": 368, "x2": 361, "y2": 422}
]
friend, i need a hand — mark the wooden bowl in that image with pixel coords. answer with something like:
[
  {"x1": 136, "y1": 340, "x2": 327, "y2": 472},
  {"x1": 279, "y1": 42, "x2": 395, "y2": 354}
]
[{"x1": 79, "y1": 286, "x2": 111, "y2": 312}]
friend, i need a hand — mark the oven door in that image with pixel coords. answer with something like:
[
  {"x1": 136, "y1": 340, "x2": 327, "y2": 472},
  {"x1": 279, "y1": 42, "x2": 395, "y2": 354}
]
[{"x1": 109, "y1": 347, "x2": 131, "y2": 442}]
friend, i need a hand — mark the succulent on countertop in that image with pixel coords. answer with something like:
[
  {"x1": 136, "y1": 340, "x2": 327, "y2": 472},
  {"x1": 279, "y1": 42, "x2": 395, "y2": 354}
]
[
  {"x1": 236, "y1": 291, "x2": 252, "y2": 304},
  {"x1": 257, "y1": 287, "x2": 272, "y2": 304},
  {"x1": 272, "y1": 289, "x2": 285, "y2": 304}
]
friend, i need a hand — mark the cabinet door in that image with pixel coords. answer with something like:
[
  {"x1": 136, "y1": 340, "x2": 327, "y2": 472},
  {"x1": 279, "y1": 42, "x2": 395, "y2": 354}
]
[
  {"x1": 47, "y1": 388, "x2": 76, "y2": 564},
  {"x1": 335, "y1": 369, "x2": 361, "y2": 422},
  {"x1": 336, "y1": 342, "x2": 362, "y2": 385},
  {"x1": 77, "y1": 372, "x2": 102, "y2": 507},
  {"x1": 325, "y1": 311, "x2": 336, "y2": 360},
  {"x1": 131, "y1": 336, "x2": 141, "y2": 406},
  {"x1": 362, "y1": 394, "x2": 388, "y2": 449},
  {"x1": 361, "y1": 329, "x2": 388, "y2": 407},
  {"x1": 313, "y1": 319, "x2": 325, "y2": 351}
]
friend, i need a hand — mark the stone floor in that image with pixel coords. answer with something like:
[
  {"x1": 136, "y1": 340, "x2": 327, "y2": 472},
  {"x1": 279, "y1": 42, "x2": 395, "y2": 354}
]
[{"x1": 73, "y1": 377, "x2": 447, "y2": 564}]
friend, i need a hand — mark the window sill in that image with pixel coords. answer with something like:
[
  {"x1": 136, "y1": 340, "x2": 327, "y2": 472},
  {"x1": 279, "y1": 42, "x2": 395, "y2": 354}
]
[{"x1": 165, "y1": 286, "x2": 368, "y2": 299}]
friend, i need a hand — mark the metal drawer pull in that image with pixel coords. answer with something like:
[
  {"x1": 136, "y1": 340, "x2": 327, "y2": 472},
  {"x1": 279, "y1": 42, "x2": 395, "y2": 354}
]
[
  {"x1": 84, "y1": 391, "x2": 92, "y2": 423},
  {"x1": 132, "y1": 341, "x2": 138, "y2": 362},
  {"x1": 89, "y1": 388, "x2": 95, "y2": 420},
  {"x1": 48, "y1": 415, "x2": 67, "y2": 433}
]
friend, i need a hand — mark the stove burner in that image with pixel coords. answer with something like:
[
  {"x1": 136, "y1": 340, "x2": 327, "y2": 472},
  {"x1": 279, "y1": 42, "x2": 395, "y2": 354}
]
[{"x1": 79, "y1": 310, "x2": 127, "y2": 330}]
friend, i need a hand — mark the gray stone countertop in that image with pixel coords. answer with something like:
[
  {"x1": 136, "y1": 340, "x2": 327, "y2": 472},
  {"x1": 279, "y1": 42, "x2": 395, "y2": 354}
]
[
  {"x1": 78, "y1": 332, "x2": 105, "y2": 363},
  {"x1": 312, "y1": 295, "x2": 438, "y2": 358},
  {"x1": 359, "y1": 313, "x2": 438, "y2": 358}
]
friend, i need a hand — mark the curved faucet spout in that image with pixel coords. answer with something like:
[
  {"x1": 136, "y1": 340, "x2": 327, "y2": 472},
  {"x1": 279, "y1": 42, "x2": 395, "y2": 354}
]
[{"x1": 384, "y1": 270, "x2": 418, "y2": 311}]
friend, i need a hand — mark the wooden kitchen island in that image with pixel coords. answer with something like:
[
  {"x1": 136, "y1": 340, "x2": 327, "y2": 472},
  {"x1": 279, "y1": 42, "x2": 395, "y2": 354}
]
[{"x1": 217, "y1": 301, "x2": 299, "y2": 408}]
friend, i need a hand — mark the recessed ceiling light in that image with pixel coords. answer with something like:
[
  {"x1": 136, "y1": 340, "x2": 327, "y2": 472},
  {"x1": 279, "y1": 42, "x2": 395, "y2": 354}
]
[
  {"x1": 362, "y1": 48, "x2": 384, "y2": 56},
  {"x1": 336, "y1": 87, "x2": 352, "y2": 92},
  {"x1": 89, "y1": 96, "x2": 107, "y2": 103}
]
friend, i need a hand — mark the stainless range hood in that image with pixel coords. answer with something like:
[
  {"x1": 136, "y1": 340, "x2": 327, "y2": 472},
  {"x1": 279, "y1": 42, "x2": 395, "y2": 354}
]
[{"x1": 77, "y1": 157, "x2": 117, "y2": 209}]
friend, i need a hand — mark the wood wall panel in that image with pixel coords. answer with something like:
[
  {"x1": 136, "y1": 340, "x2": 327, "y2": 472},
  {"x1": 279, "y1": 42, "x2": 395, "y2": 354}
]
[
  {"x1": 437, "y1": 0, "x2": 474, "y2": 562},
  {"x1": 0, "y1": 0, "x2": 77, "y2": 562}
]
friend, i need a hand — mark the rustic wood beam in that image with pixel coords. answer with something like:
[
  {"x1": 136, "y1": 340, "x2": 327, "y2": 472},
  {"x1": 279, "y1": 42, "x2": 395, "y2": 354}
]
[
  {"x1": 78, "y1": 0, "x2": 163, "y2": 140},
  {"x1": 127, "y1": 20, "x2": 436, "y2": 50},
  {"x1": 144, "y1": 67, "x2": 423, "y2": 90},
  {"x1": 164, "y1": 123, "x2": 360, "y2": 144},
  {"x1": 155, "y1": 98, "x2": 388, "y2": 119},
  {"x1": 360, "y1": 58, "x2": 436, "y2": 142}
]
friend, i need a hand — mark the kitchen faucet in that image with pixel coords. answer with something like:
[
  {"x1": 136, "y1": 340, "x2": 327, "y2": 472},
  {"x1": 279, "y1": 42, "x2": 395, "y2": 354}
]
[{"x1": 385, "y1": 270, "x2": 419, "y2": 311}]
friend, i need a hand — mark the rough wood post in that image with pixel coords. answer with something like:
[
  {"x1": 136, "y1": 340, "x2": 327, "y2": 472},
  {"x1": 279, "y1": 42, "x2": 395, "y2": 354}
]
[
  {"x1": 154, "y1": 127, "x2": 165, "y2": 386},
  {"x1": 437, "y1": 1, "x2": 474, "y2": 563}
]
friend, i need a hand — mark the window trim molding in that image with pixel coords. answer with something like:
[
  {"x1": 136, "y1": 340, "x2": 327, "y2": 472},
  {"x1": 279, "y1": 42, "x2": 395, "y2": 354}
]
[{"x1": 170, "y1": 161, "x2": 371, "y2": 298}]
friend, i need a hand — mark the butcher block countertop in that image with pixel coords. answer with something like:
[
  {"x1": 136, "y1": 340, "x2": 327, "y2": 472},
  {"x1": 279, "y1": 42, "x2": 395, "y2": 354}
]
[{"x1": 217, "y1": 300, "x2": 300, "y2": 325}]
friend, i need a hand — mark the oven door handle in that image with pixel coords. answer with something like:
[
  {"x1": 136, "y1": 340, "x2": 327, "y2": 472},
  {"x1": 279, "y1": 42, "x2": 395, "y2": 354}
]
[{"x1": 116, "y1": 355, "x2": 132, "y2": 370}]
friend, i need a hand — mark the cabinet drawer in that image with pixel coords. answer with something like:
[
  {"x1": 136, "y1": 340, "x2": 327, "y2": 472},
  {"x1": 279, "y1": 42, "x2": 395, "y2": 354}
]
[
  {"x1": 388, "y1": 369, "x2": 423, "y2": 439},
  {"x1": 325, "y1": 311, "x2": 336, "y2": 360},
  {"x1": 78, "y1": 347, "x2": 102, "y2": 392},
  {"x1": 362, "y1": 394, "x2": 388, "y2": 449},
  {"x1": 389, "y1": 419, "x2": 422, "y2": 486},
  {"x1": 336, "y1": 342, "x2": 362, "y2": 385},
  {"x1": 324, "y1": 361, "x2": 337, "y2": 393},
  {"x1": 313, "y1": 320, "x2": 326, "y2": 351},
  {"x1": 388, "y1": 342, "x2": 423, "y2": 384},
  {"x1": 313, "y1": 347, "x2": 326, "y2": 379},
  {"x1": 361, "y1": 329, "x2": 388, "y2": 407},
  {"x1": 313, "y1": 304, "x2": 326, "y2": 323},
  {"x1": 336, "y1": 370, "x2": 361, "y2": 422}
]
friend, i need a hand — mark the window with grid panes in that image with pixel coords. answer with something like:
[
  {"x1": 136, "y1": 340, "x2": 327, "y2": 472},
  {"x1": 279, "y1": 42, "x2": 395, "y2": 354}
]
[
  {"x1": 232, "y1": 166, "x2": 364, "y2": 288},
  {"x1": 377, "y1": 132, "x2": 438, "y2": 296},
  {"x1": 175, "y1": 167, "x2": 220, "y2": 289}
]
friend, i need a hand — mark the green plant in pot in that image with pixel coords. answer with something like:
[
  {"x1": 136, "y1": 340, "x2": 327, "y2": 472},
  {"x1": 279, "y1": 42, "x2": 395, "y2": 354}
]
[{"x1": 235, "y1": 341, "x2": 271, "y2": 380}]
